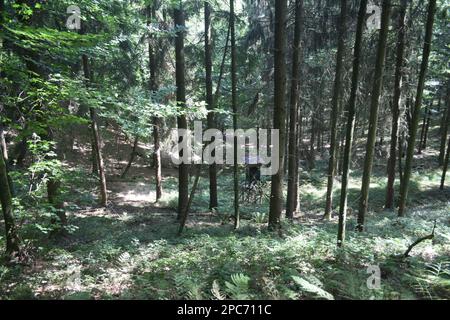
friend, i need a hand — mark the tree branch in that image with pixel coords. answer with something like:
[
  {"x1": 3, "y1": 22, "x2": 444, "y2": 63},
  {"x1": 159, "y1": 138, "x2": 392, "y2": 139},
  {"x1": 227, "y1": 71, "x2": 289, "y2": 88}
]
[{"x1": 403, "y1": 220, "x2": 437, "y2": 258}]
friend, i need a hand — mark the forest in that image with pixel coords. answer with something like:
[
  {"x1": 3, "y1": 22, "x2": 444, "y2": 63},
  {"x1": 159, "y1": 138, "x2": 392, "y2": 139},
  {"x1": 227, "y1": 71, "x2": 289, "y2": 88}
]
[{"x1": 0, "y1": 0, "x2": 449, "y2": 301}]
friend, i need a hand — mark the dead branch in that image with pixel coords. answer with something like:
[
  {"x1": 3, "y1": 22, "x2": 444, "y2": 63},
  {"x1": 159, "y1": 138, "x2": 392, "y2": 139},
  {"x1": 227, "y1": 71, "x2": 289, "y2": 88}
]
[{"x1": 403, "y1": 220, "x2": 437, "y2": 258}]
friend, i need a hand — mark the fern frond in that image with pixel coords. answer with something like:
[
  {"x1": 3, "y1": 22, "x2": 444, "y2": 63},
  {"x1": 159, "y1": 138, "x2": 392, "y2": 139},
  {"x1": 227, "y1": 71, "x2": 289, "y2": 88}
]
[
  {"x1": 211, "y1": 280, "x2": 226, "y2": 300},
  {"x1": 292, "y1": 276, "x2": 334, "y2": 300}
]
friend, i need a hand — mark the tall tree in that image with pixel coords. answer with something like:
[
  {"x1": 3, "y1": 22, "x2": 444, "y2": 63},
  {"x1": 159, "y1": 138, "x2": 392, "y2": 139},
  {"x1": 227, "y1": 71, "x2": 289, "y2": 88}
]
[
  {"x1": 0, "y1": 147, "x2": 20, "y2": 256},
  {"x1": 440, "y1": 84, "x2": 450, "y2": 189},
  {"x1": 230, "y1": 0, "x2": 240, "y2": 229},
  {"x1": 286, "y1": 0, "x2": 304, "y2": 219},
  {"x1": 385, "y1": 0, "x2": 407, "y2": 209},
  {"x1": 82, "y1": 54, "x2": 108, "y2": 207},
  {"x1": 398, "y1": 0, "x2": 437, "y2": 217},
  {"x1": 357, "y1": 0, "x2": 392, "y2": 231},
  {"x1": 0, "y1": 0, "x2": 20, "y2": 256},
  {"x1": 323, "y1": 0, "x2": 347, "y2": 220},
  {"x1": 148, "y1": 3, "x2": 163, "y2": 202},
  {"x1": 337, "y1": 0, "x2": 368, "y2": 246},
  {"x1": 174, "y1": 3, "x2": 189, "y2": 218},
  {"x1": 205, "y1": 1, "x2": 218, "y2": 210},
  {"x1": 268, "y1": 0, "x2": 287, "y2": 230}
]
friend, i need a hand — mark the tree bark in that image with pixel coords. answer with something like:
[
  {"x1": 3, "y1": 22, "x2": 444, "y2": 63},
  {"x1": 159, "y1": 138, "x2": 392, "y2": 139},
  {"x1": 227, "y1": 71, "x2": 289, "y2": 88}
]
[
  {"x1": 178, "y1": 166, "x2": 201, "y2": 235},
  {"x1": 47, "y1": 178, "x2": 67, "y2": 227},
  {"x1": 268, "y1": 0, "x2": 287, "y2": 230},
  {"x1": 385, "y1": 0, "x2": 407, "y2": 210},
  {"x1": 337, "y1": 0, "x2": 367, "y2": 246},
  {"x1": 230, "y1": 0, "x2": 240, "y2": 229},
  {"x1": 418, "y1": 105, "x2": 428, "y2": 154},
  {"x1": 204, "y1": 2, "x2": 218, "y2": 211},
  {"x1": 324, "y1": 0, "x2": 347, "y2": 220},
  {"x1": 357, "y1": 0, "x2": 391, "y2": 231},
  {"x1": 121, "y1": 137, "x2": 139, "y2": 179},
  {"x1": 0, "y1": 120, "x2": 14, "y2": 195},
  {"x1": 153, "y1": 118, "x2": 163, "y2": 201},
  {"x1": 286, "y1": 0, "x2": 304, "y2": 219},
  {"x1": 148, "y1": 3, "x2": 163, "y2": 202},
  {"x1": 421, "y1": 105, "x2": 432, "y2": 151},
  {"x1": 0, "y1": 149, "x2": 20, "y2": 256},
  {"x1": 440, "y1": 132, "x2": 450, "y2": 190},
  {"x1": 439, "y1": 88, "x2": 450, "y2": 166},
  {"x1": 0, "y1": 3, "x2": 20, "y2": 253},
  {"x1": 398, "y1": 0, "x2": 437, "y2": 217},
  {"x1": 174, "y1": 4, "x2": 189, "y2": 219}
]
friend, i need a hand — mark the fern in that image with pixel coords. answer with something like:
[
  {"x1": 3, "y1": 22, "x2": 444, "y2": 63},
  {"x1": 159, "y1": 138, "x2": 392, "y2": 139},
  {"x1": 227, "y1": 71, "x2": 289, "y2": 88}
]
[
  {"x1": 211, "y1": 280, "x2": 226, "y2": 300},
  {"x1": 253, "y1": 212, "x2": 267, "y2": 224},
  {"x1": 412, "y1": 261, "x2": 450, "y2": 299},
  {"x1": 292, "y1": 276, "x2": 334, "y2": 300},
  {"x1": 116, "y1": 252, "x2": 133, "y2": 273},
  {"x1": 261, "y1": 276, "x2": 280, "y2": 299},
  {"x1": 174, "y1": 275, "x2": 203, "y2": 300},
  {"x1": 225, "y1": 273, "x2": 251, "y2": 300}
]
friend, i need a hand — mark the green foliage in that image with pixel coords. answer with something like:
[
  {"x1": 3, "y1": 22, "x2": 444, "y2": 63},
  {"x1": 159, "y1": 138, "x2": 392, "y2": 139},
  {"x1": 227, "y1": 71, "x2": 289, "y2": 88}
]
[
  {"x1": 224, "y1": 273, "x2": 251, "y2": 300},
  {"x1": 252, "y1": 212, "x2": 267, "y2": 224},
  {"x1": 411, "y1": 261, "x2": 450, "y2": 299},
  {"x1": 292, "y1": 276, "x2": 334, "y2": 300}
]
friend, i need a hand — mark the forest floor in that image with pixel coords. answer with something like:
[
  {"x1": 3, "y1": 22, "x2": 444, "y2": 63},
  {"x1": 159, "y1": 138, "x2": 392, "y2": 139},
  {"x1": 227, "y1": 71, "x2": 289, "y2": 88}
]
[{"x1": 1, "y1": 132, "x2": 450, "y2": 300}]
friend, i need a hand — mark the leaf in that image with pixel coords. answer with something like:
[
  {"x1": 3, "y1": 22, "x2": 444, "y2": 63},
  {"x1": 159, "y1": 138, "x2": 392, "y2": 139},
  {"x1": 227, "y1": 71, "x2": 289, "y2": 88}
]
[
  {"x1": 211, "y1": 280, "x2": 226, "y2": 300},
  {"x1": 292, "y1": 276, "x2": 334, "y2": 300},
  {"x1": 225, "y1": 273, "x2": 251, "y2": 300}
]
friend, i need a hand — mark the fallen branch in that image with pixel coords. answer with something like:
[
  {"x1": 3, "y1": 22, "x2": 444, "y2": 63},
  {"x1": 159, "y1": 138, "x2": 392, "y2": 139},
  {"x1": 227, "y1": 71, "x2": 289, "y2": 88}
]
[{"x1": 403, "y1": 220, "x2": 437, "y2": 258}]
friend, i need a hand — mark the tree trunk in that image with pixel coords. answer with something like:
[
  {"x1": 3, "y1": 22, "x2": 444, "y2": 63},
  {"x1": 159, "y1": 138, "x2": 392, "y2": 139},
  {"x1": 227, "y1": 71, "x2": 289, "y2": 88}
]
[
  {"x1": 324, "y1": 0, "x2": 347, "y2": 220},
  {"x1": 294, "y1": 101, "x2": 302, "y2": 213},
  {"x1": 286, "y1": 0, "x2": 304, "y2": 219},
  {"x1": 82, "y1": 54, "x2": 108, "y2": 207},
  {"x1": 385, "y1": 0, "x2": 407, "y2": 210},
  {"x1": 398, "y1": 133, "x2": 404, "y2": 186},
  {"x1": 398, "y1": 0, "x2": 437, "y2": 217},
  {"x1": 178, "y1": 166, "x2": 201, "y2": 235},
  {"x1": 148, "y1": 4, "x2": 163, "y2": 202},
  {"x1": 121, "y1": 137, "x2": 139, "y2": 179},
  {"x1": 439, "y1": 89, "x2": 450, "y2": 166},
  {"x1": 357, "y1": 0, "x2": 391, "y2": 231},
  {"x1": 418, "y1": 105, "x2": 428, "y2": 154},
  {"x1": 0, "y1": 121, "x2": 14, "y2": 195},
  {"x1": 421, "y1": 105, "x2": 432, "y2": 151},
  {"x1": 91, "y1": 138, "x2": 98, "y2": 175},
  {"x1": 0, "y1": 149, "x2": 20, "y2": 256},
  {"x1": 47, "y1": 178, "x2": 67, "y2": 227},
  {"x1": 204, "y1": 2, "x2": 218, "y2": 211},
  {"x1": 0, "y1": 3, "x2": 20, "y2": 254},
  {"x1": 440, "y1": 133, "x2": 450, "y2": 190},
  {"x1": 337, "y1": 0, "x2": 367, "y2": 246},
  {"x1": 174, "y1": 4, "x2": 189, "y2": 219},
  {"x1": 268, "y1": 0, "x2": 287, "y2": 231},
  {"x1": 153, "y1": 118, "x2": 163, "y2": 201},
  {"x1": 230, "y1": 0, "x2": 240, "y2": 229}
]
